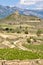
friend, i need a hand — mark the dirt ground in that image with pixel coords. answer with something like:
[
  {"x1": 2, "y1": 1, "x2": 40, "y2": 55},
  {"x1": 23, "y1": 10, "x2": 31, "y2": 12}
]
[
  {"x1": 0, "y1": 59, "x2": 43, "y2": 65},
  {"x1": 0, "y1": 32, "x2": 43, "y2": 51}
]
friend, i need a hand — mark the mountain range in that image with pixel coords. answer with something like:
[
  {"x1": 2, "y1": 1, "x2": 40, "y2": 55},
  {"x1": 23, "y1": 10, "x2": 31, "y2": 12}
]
[{"x1": 0, "y1": 5, "x2": 43, "y2": 19}]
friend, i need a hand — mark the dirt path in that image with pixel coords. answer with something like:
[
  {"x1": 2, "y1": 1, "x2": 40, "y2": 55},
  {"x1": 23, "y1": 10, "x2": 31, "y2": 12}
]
[
  {"x1": 13, "y1": 39, "x2": 32, "y2": 51},
  {"x1": 0, "y1": 33, "x2": 8, "y2": 38},
  {"x1": 0, "y1": 33, "x2": 43, "y2": 52}
]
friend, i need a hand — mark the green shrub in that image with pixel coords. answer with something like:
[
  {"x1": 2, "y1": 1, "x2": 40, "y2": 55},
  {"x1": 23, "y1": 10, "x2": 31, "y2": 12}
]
[
  {"x1": 11, "y1": 42, "x2": 14, "y2": 45},
  {"x1": 19, "y1": 25, "x2": 22, "y2": 29},
  {"x1": 31, "y1": 36, "x2": 37, "y2": 42},
  {"x1": 33, "y1": 38, "x2": 37, "y2": 42},
  {"x1": 16, "y1": 29, "x2": 21, "y2": 33},
  {"x1": 27, "y1": 38, "x2": 31, "y2": 43},
  {"x1": 24, "y1": 30, "x2": 28, "y2": 34},
  {"x1": 15, "y1": 27, "x2": 21, "y2": 33},
  {"x1": 5, "y1": 28, "x2": 9, "y2": 31},
  {"x1": 37, "y1": 29, "x2": 41, "y2": 36}
]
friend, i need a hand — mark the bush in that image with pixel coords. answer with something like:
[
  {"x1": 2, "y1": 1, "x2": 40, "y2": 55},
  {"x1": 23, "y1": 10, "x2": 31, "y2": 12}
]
[
  {"x1": 37, "y1": 29, "x2": 41, "y2": 36},
  {"x1": 17, "y1": 29, "x2": 21, "y2": 33},
  {"x1": 5, "y1": 28, "x2": 9, "y2": 31},
  {"x1": 31, "y1": 36, "x2": 37, "y2": 42},
  {"x1": 20, "y1": 25, "x2": 22, "y2": 29},
  {"x1": 11, "y1": 42, "x2": 14, "y2": 45},
  {"x1": 15, "y1": 27, "x2": 21, "y2": 33},
  {"x1": 33, "y1": 38, "x2": 37, "y2": 42},
  {"x1": 10, "y1": 28, "x2": 15, "y2": 33},
  {"x1": 17, "y1": 30, "x2": 21, "y2": 33},
  {"x1": 27, "y1": 38, "x2": 31, "y2": 43},
  {"x1": 24, "y1": 30, "x2": 28, "y2": 34},
  {"x1": 24, "y1": 27, "x2": 28, "y2": 34}
]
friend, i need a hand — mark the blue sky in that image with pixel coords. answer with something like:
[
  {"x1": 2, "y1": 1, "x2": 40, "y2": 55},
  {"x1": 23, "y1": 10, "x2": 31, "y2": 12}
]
[
  {"x1": 0, "y1": 0, "x2": 43, "y2": 10},
  {"x1": 0, "y1": 0, "x2": 19, "y2": 6}
]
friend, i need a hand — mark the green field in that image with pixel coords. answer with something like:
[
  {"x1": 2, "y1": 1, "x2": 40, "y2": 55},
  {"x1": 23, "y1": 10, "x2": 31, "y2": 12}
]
[{"x1": 0, "y1": 48, "x2": 43, "y2": 60}]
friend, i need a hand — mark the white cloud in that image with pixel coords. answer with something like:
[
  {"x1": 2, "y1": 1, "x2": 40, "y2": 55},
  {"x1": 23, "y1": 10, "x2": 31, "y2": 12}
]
[
  {"x1": 20, "y1": 0, "x2": 35, "y2": 5},
  {"x1": 19, "y1": 0, "x2": 43, "y2": 10},
  {"x1": 35, "y1": 2, "x2": 43, "y2": 10},
  {"x1": 20, "y1": 0, "x2": 43, "y2": 5}
]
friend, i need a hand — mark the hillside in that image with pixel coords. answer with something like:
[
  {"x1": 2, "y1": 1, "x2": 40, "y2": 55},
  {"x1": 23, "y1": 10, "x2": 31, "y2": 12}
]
[
  {"x1": 0, "y1": 9, "x2": 43, "y2": 61},
  {"x1": 0, "y1": 11, "x2": 41, "y2": 24}
]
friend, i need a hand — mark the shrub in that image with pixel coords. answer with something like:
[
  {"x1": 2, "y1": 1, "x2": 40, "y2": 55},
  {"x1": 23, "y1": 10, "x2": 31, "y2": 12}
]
[
  {"x1": 24, "y1": 29, "x2": 28, "y2": 34},
  {"x1": 10, "y1": 28, "x2": 15, "y2": 33},
  {"x1": 11, "y1": 42, "x2": 14, "y2": 45},
  {"x1": 27, "y1": 38, "x2": 31, "y2": 43},
  {"x1": 20, "y1": 25, "x2": 22, "y2": 29},
  {"x1": 36, "y1": 29, "x2": 41, "y2": 36},
  {"x1": 15, "y1": 26, "x2": 24, "y2": 33},
  {"x1": 16, "y1": 28, "x2": 21, "y2": 33},
  {"x1": 15, "y1": 27, "x2": 21, "y2": 33},
  {"x1": 33, "y1": 38, "x2": 37, "y2": 42},
  {"x1": 5, "y1": 28, "x2": 9, "y2": 31},
  {"x1": 31, "y1": 36, "x2": 37, "y2": 42}
]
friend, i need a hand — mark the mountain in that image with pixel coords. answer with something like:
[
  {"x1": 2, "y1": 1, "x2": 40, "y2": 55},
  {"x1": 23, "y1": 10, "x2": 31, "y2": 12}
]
[
  {"x1": 0, "y1": 9, "x2": 43, "y2": 27},
  {"x1": 0, "y1": 5, "x2": 43, "y2": 19},
  {"x1": 0, "y1": 11, "x2": 41, "y2": 24},
  {"x1": 23, "y1": 9, "x2": 43, "y2": 18},
  {"x1": 0, "y1": 5, "x2": 15, "y2": 19}
]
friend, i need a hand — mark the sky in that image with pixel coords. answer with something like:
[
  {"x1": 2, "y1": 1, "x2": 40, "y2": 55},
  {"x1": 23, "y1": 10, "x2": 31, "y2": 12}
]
[{"x1": 0, "y1": 0, "x2": 43, "y2": 10}]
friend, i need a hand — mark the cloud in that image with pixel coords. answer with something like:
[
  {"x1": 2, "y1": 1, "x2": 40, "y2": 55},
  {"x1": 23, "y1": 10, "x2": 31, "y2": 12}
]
[
  {"x1": 20, "y1": 0, "x2": 35, "y2": 5},
  {"x1": 34, "y1": 1, "x2": 43, "y2": 10},
  {"x1": 19, "y1": 0, "x2": 43, "y2": 10},
  {"x1": 20, "y1": 0, "x2": 43, "y2": 5}
]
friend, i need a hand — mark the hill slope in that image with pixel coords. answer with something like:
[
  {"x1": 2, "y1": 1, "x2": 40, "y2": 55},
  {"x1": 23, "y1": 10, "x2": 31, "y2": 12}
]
[
  {"x1": 0, "y1": 11, "x2": 41, "y2": 24},
  {"x1": 0, "y1": 11, "x2": 43, "y2": 27}
]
